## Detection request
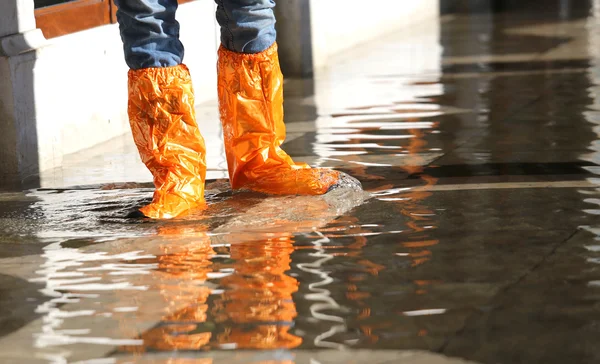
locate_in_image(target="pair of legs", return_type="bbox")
[115,0,277,69]
[113,0,344,219]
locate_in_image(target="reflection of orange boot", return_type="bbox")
[217,43,341,195]
[121,228,214,353]
[128,65,207,218]
[214,235,302,350]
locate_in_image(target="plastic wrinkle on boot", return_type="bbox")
[217,43,347,196]
[128,64,207,219]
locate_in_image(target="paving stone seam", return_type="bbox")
[437,228,579,354]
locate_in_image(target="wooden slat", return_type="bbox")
[35,0,198,39]
[35,0,111,39]
[110,0,117,24]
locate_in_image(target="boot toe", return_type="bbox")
[326,172,363,193]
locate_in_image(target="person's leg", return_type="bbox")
[215,0,354,195]
[215,0,276,54]
[115,0,184,69]
[114,0,207,218]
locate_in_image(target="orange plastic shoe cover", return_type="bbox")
[217,43,340,195]
[128,64,207,219]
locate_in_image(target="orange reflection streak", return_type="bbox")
[391,124,440,341]
[333,216,369,255]
[339,120,441,343]
[121,222,304,356]
[305,111,441,345]
[414,280,440,295]
[213,234,302,350]
[323,216,384,345]
[397,127,439,268]
[207,195,361,351]
[356,122,439,309]
[350,162,388,181]
[121,225,215,354]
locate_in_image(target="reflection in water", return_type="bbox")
[294,221,387,349]
[583,0,600,258]
[336,219,386,346]
[116,229,302,353]
[123,226,215,352]
[31,224,304,359]
[297,231,345,350]
[24,184,367,361]
[397,126,439,269]
[213,234,301,350]
[380,122,441,341]
[31,242,154,352]
[302,32,445,344]
[297,92,444,347]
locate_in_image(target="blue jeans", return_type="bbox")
[115,0,276,70]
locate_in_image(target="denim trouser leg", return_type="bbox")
[215,0,277,54]
[114,0,184,70]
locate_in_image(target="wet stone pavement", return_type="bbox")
[2,2,600,363]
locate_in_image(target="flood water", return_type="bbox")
[2,1,600,363]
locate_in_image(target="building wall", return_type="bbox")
[0,0,220,188]
[310,0,440,69]
[33,0,219,157]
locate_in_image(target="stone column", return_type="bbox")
[0,0,47,189]
[274,0,314,78]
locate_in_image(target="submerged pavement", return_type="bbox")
[2,1,600,363]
